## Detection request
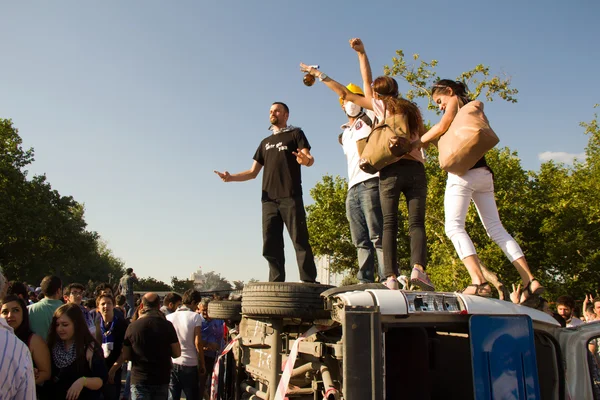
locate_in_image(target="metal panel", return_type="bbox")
[459,295,560,327]
[470,315,541,400]
[366,289,409,316]
[343,306,382,400]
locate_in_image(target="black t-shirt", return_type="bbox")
[253,127,311,201]
[103,316,128,369]
[124,315,179,385]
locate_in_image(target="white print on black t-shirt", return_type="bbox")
[265,142,288,152]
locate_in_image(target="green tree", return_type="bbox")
[0,118,124,285]
[135,277,172,292]
[171,276,195,294]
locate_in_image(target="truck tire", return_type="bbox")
[208,300,242,321]
[241,282,333,319]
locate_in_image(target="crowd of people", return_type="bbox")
[0,270,229,400]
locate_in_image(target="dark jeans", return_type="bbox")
[379,159,427,278]
[168,364,199,400]
[346,178,384,282]
[131,383,169,400]
[126,293,135,318]
[199,356,216,399]
[262,196,317,282]
[102,368,122,400]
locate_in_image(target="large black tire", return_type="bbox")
[208,300,242,321]
[241,282,333,319]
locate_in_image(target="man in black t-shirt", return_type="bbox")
[121,293,181,399]
[215,102,318,282]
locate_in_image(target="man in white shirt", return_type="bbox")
[166,289,206,399]
[556,295,584,327]
[338,83,384,283]
[0,272,36,400]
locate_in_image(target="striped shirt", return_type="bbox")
[0,318,36,400]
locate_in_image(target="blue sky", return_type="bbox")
[1,1,598,285]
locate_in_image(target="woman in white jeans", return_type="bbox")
[416,79,543,301]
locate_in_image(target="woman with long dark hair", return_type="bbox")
[300,38,434,291]
[416,79,543,300]
[1,295,51,385]
[46,303,107,399]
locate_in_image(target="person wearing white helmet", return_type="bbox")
[336,84,384,283]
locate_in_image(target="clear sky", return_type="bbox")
[1,1,598,284]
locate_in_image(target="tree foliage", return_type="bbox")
[171,276,195,294]
[0,118,125,285]
[307,51,600,302]
[134,277,172,292]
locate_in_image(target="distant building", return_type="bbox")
[316,256,347,286]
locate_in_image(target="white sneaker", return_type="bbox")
[383,276,399,290]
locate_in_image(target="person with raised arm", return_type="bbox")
[300,38,434,291]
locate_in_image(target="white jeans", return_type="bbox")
[444,167,524,262]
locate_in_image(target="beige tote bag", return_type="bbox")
[437,100,499,175]
[356,113,412,174]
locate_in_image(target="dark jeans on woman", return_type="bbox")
[262,196,317,282]
[379,159,427,278]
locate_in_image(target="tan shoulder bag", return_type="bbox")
[437,100,499,175]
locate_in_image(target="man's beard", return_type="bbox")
[270,116,279,125]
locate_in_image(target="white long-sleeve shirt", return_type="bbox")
[0,318,36,400]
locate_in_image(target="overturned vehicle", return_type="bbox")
[208,282,600,400]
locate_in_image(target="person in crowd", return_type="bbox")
[114,294,127,318]
[84,298,97,311]
[160,292,182,316]
[585,305,598,322]
[214,101,318,283]
[334,82,384,283]
[198,297,225,397]
[118,268,138,319]
[28,291,38,305]
[413,78,543,299]
[7,280,29,301]
[300,37,434,291]
[122,292,180,399]
[509,284,565,326]
[64,283,100,338]
[0,273,37,400]
[95,283,114,298]
[94,293,128,400]
[1,295,52,386]
[583,294,600,322]
[166,289,205,399]
[556,295,584,327]
[46,303,107,399]
[28,275,64,341]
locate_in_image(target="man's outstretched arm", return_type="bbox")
[214,161,263,182]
